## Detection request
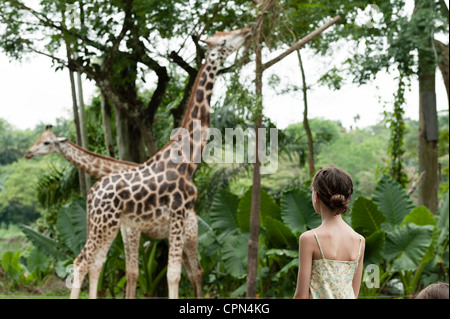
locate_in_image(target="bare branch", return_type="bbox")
[102,0,133,74]
[197,0,229,39]
[407,171,426,195]
[169,51,197,76]
[262,16,341,71]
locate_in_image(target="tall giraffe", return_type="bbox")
[69,28,251,299]
[24,126,200,298]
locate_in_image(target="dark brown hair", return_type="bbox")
[311,165,353,215]
[416,282,449,299]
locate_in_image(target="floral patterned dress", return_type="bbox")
[309,231,362,299]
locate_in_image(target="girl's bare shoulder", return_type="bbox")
[351,228,366,242]
[299,230,316,243]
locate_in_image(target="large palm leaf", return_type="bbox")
[19,224,70,261]
[280,188,320,235]
[373,175,414,229]
[236,186,281,233]
[56,198,87,256]
[383,223,434,272]
[221,233,249,278]
[351,196,387,237]
[210,189,240,236]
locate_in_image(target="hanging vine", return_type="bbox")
[384,72,410,187]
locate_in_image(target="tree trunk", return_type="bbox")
[100,94,115,158]
[246,4,265,298]
[434,39,449,106]
[297,50,315,176]
[416,0,439,214]
[68,67,87,197]
[113,104,147,163]
[76,70,91,190]
[418,70,439,213]
[61,7,87,196]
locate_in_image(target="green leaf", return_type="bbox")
[1,250,23,279]
[20,224,69,261]
[352,196,387,236]
[27,247,49,274]
[383,224,434,272]
[221,233,249,278]
[264,216,297,248]
[210,189,240,235]
[373,175,414,228]
[402,206,436,227]
[272,258,299,281]
[57,199,87,256]
[364,231,385,265]
[236,186,282,233]
[280,188,320,235]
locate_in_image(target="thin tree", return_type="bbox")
[297,49,315,176]
[62,6,87,197]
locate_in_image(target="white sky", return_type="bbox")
[0,2,448,132]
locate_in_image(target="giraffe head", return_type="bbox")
[202,28,251,62]
[24,125,68,159]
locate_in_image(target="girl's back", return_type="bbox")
[309,225,364,299]
[311,224,362,262]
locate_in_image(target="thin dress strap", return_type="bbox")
[356,237,363,261]
[312,230,325,259]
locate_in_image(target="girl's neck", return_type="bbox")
[317,203,344,226]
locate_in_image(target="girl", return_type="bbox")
[294,166,365,299]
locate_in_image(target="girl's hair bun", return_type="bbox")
[330,194,346,209]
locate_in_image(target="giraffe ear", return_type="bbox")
[56,137,68,143]
[200,39,214,46]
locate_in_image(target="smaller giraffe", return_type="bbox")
[25,125,202,298]
[24,125,138,178]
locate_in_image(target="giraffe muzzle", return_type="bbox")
[24,152,34,159]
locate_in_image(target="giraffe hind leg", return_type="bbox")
[183,210,203,298]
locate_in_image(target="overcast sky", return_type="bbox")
[0,1,448,132]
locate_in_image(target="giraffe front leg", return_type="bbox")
[70,251,88,299]
[121,226,140,299]
[167,208,186,299]
[88,243,112,299]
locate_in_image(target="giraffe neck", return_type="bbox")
[143,53,222,177]
[181,55,220,132]
[57,141,138,179]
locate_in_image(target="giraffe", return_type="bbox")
[24,126,201,298]
[69,27,251,299]
[24,125,139,179]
